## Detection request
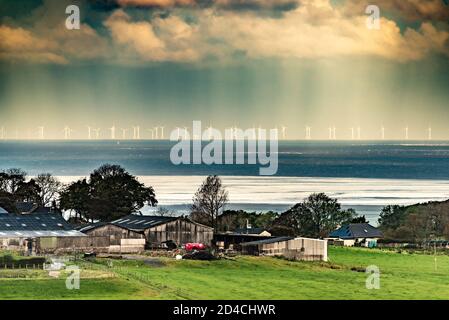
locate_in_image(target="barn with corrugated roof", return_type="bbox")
[0,206,85,253]
[78,214,214,248]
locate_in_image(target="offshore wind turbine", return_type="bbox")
[92,128,100,139]
[281,126,287,140]
[120,128,128,139]
[109,125,116,139]
[257,125,263,140]
[63,126,73,140]
[87,126,92,140]
[133,126,140,139]
[250,124,257,140]
[147,128,154,139]
[153,127,159,139]
[0,127,5,140]
[305,126,311,140]
[37,126,44,140]
[404,126,409,140]
[159,126,165,139]
[428,126,432,140]
[206,124,213,140]
[350,127,355,140]
[381,126,385,140]
[330,126,336,140]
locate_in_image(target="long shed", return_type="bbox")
[241,236,328,261]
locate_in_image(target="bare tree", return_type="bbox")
[191,175,228,229]
[0,168,27,194]
[35,173,63,206]
[155,207,176,217]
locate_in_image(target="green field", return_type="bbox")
[1,247,448,300]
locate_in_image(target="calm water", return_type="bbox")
[1,140,449,178]
[2,140,449,224]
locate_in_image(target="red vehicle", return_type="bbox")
[185,243,206,251]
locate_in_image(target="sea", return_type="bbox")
[2,140,449,225]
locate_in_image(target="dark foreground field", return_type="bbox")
[1,247,448,299]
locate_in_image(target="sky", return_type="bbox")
[0,0,449,140]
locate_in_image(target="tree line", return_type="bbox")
[0,164,157,222]
[1,165,364,239]
[0,168,63,212]
[189,175,361,238]
[378,202,449,242]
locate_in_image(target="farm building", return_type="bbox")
[0,209,85,254]
[79,214,214,248]
[328,223,383,247]
[15,201,62,215]
[234,227,271,237]
[241,236,328,261]
[214,233,273,251]
[77,222,144,245]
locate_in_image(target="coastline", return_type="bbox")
[57,175,449,224]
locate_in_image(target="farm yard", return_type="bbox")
[1,247,449,300]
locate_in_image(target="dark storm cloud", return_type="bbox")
[88,0,300,14]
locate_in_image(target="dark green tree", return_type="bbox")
[272,193,356,238]
[15,179,41,204]
[60,164,157,222]
[60,178,91,222]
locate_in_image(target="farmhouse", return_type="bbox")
[328,223,383,247]
[79,214,214,248]
[241,236,328,261]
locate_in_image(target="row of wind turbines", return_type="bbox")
[0,125,288,140]
[0,125,436,140]
[320,126,433,140]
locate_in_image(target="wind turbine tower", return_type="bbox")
[63,126,72,140]
[405,126,409,140]
[305,126,311,140]
[160,126,165,139]
[133,126,140,139]
[120,128,128,139]
[37,126,44,140]
[87,126,92,140]
[93,128,100,139]
[109,125,116,139]
[350,127,355,140]
[147,128,154,140]
[381,126,385,140]
[428,126,432,140]
[281,126,287,140]
[0,127,5,140]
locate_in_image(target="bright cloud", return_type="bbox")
[1,0,448,64]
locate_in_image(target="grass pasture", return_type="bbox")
[0,247,448,300]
